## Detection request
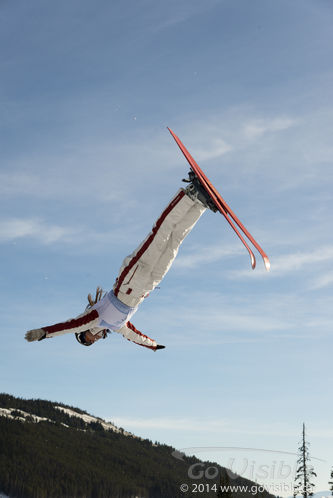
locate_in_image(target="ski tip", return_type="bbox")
[264,257,271,272]
[251,254,256,270]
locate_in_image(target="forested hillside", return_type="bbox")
[0,394,272,498]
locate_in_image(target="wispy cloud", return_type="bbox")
[0,217,139,248]
[174,243,242,269]
[175,111,298,156]
[194,138,232,161]
[110,415,333,439]
[167,123,233,164]
[0,218,77,245]
[110,415,230,432]
[0,162,127,204]
[171,107,333,200]
[231,246,333,279]
[242,117,298,140]
[142,285,333,348]
[309,271,333,290]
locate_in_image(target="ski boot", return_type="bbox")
[183,171,218,212]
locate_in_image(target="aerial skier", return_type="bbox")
[25,175,217,350]
[25,128,270,351]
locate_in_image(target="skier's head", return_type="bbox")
[75,331,94,346]
[75,329,108,346]
[75,288,108,346]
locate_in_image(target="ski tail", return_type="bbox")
[168,127,270,271]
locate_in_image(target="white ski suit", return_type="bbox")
[25,189,206,350]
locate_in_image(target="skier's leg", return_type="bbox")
[133,200,206,297]
[149,222,193,285]
[114,189,205,307]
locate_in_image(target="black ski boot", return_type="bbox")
[183,171,218,212]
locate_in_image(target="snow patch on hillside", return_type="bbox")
[0,407,60,425]
[0,405,139,440]
[55,405,134,436]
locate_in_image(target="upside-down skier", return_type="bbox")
[25,173,218,351]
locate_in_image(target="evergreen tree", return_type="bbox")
[329,467,333,496]
[293,423,316,498]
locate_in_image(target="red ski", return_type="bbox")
[168,127,270,271]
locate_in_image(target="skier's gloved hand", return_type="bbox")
[154,344,165,351]
[25,329,47,342]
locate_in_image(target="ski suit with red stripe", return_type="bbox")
[27,189,206,350]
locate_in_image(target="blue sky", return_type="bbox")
[1,0,333,494]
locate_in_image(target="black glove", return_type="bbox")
[155,344,166,350]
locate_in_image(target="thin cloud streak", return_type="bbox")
[309,271,333,290]
[110,416,230,432]
[175,111,298,160]
[231,246,333,279]
[174,243,243,269]
[110,416,333,439]
[242,117,298,140]
[0,218,77,245]
[0,217,140,248]
[145,287,333,347]
[194,138,232,161]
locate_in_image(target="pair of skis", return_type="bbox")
[168,128,270,271]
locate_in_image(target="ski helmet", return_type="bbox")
[75,331,93,346]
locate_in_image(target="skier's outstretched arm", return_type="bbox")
[25,308,102,342]
[115,321,165,352]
